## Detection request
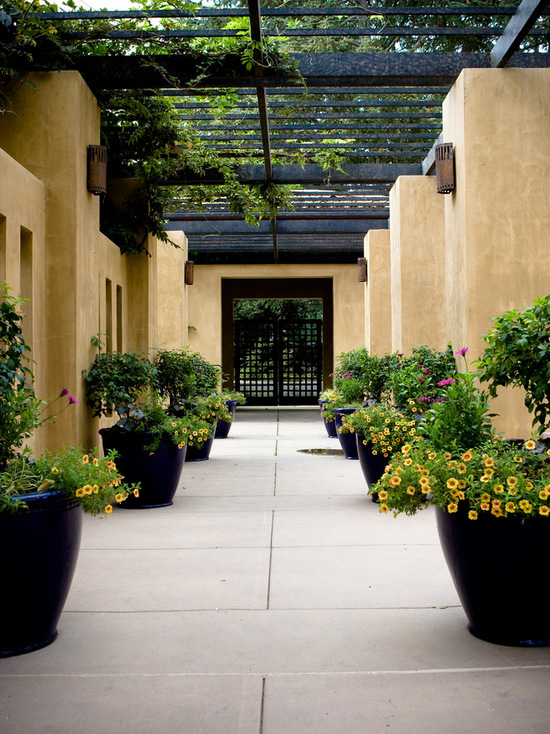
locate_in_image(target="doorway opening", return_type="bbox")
[221,279,333,406]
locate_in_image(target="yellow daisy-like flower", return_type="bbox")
[513,456,523,464]
[539,489,549,500]
[462,450,473,462]
[526,481,534,490]
[385,418,391,424]
[83,484,93,495]
[458,480,467,490]
[93,458,99,466]
[82,455,89,464]
[419,476,430,486]
[406,485,415,495]
[507,476,518,487]
[480,475,491,483]
[484,467,494,477]
[371,449,378,456]
[539,506,550,516]
[428,452,437,460]
[106,461,116,470]
[104,505,113,514]
[468,510,478,520]
[457,491,465,501]
[404,458,412,466]
[402,444,411,455]
[171,422,177,428]
[492,499,502,509]
[491,506,504,517]
[480,502,490,512]
[480,493,491,503]
[484,457,495,468]
[421,484,431,495]
[493,484,504,494]
[444,452,452,461]
[133,489,140,497]
[92,485,99,494]
[115,493,124,503]
[446,478,459,489]
[519,499,532,513]
[505,502,516,513]
[379,503,389,514]
[51,466,59,474]
[525,440,536,450]
[75,488,85,497]
[378,490,388,500]
[389,475,402,488]
[457,463,467,474]
[447,502,458,513]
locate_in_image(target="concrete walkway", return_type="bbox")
[2,409,550,733]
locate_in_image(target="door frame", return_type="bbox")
[221,278,334,395]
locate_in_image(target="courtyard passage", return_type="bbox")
[2,409,550,733]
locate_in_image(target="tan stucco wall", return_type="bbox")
[0,71,189,451]
[443,68,550,437]
[389,175,446,354]
[363,229,392,355]
[187,263,365,369]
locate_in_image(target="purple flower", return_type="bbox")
[455,347,469,357]
[423,369,431,375]
[418,396,430,403]
[418,377,424,382]
[59,388,69,397]
[69,395,79,405]
[437,379,456,387]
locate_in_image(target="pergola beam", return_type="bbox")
[165,216,388,235]
[164,163,422,186]
[491,0,550,68]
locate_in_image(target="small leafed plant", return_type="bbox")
[344,403,418,458]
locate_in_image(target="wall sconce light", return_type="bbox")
[435,143,455,194]
[87,145,107,195]
[357,257,368,283]
[185,260,194,285]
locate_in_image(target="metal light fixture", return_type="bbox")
[357,257,367,283]
[185,260,194,285]
[87,145,107,195]
[435,143,455,194]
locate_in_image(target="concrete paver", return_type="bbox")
[2,408,550,733]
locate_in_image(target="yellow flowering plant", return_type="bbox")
[0,447,140,515]
[373,437,550,520]
[343,403,418,458]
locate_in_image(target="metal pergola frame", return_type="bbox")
[33,0,550,263]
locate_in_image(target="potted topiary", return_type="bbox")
[0,286,135,656]
[371,343,550,646]
[83,342,187,508]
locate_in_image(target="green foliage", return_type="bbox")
[0,446,137,515]
[83,344,157,419]
[154,347,197,407]
[419,371,496,455]
[234,299,322,322]
[388,344,457,413]
[373,437,550,519]
[334,347,396,403]
[476,295,550,435]
[344,404,418,457]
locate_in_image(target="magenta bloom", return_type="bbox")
[438,378,456,387]
[423,369,430,375]
[418,396,430,403]
[59,388,69,397]
[418,377,424,382]
[455,347,469,356]
[69,395,79,405]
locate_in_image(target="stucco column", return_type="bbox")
[443,68,550,437]
[363,229,392,355]
[389,175,446,354]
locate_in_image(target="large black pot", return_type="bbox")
[0,491,83,657]
[185,435,215,462]
[100,428,186,509]
[355,431,390,492]
[436,504,550,646]
[215,400,238,439]
[334,408,359,459]
[319,400,338,438]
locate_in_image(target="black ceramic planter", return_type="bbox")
[100,428,186,509]
[334,408,359,459]
[185,436,215,461]
[0,491,83,657]
[436,505,550,646]
[215,400,238,439]
[319,399,338,438]
[355,432,390,495]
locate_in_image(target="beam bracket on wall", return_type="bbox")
[434,142,455,194]
[87,145,107,195]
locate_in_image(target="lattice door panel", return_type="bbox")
[278,320,322,405]
[234,321,276,404]
[234,319,322,405]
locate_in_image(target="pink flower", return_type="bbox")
[69,396,79,405]
[60,388,69,397]
[423,369,430,375]
[418,396,430,403]
[418,377,424,382]
[455,347,469,356]
[438,379,456,387]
